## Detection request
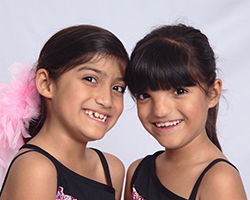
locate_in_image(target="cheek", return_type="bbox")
[137,104,147,123]
[182,98,209,122]
[183,103,196,114]
[58,83,79,100]
[183,96,205,111]
[114,97,124,116]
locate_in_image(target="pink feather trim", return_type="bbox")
[0,63,40,187]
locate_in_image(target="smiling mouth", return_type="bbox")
[84,110,108,122]
[155,120,182,128]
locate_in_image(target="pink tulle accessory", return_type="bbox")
[0,63,40,186]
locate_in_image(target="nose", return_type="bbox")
[153,93,172,118]
[95,86,113,108]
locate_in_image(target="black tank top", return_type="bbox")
[0,144,115,200]
[131,151,237,200]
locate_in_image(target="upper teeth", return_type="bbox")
[156,120,181,128]
[84,110,107,122]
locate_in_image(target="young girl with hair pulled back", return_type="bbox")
[0,24,128,200]
[124,24,247,200]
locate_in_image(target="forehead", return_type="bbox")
[86,54,126,75]
[74,56,124,81]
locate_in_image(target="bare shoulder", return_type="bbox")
[1,150,57,199]
[14,149,57,178]
[103,152,125,200]
[125,158,143,190]
[127,158,143,177]
[103,152,125,172]
[199,160,247,200]
[124,158,143,200]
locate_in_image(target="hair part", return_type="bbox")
[126,24,221,150]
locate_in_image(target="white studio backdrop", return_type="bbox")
[0,0,249,198]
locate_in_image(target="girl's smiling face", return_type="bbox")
[135,83,220,150]
[48,55,126,143]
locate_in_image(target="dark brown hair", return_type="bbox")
[26,25,128,142]
[126,24,221,150]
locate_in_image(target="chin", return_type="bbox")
[88,132,107,141]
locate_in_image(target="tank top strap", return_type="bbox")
[22,145,113,187]
[130,150,164,192]
[90,148,113,188]
[20,143,59,166]
[189,158,238,200]
[0,148,35,194]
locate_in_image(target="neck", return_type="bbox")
[162,132,217,165]
[29,121,89,163]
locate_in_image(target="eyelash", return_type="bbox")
[113,86,125,94]
[84,76,125,94]
[84,76,97,83]
[135,88,187,100]
[136,93,150,100]
[174,88,187,95]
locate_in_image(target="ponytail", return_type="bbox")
[206,104,222,151]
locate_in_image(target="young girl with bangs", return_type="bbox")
[124,24,247,200]
[0,24,128,200]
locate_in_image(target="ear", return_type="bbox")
[208,79,222,108]
[36,69,53,98]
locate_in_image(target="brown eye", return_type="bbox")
[113,86,125,94]
[136,93,150,100]
[174,88,187,95]
[84,76,97,83]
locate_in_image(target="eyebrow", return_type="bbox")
[77,66,124,82]
[77,66,105,75]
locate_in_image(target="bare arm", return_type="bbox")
[199,161,247,200]
[0,151,57,200]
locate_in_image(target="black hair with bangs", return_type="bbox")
[126,24,216,96]
[126,24,221,150]
[127,38,197,94]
